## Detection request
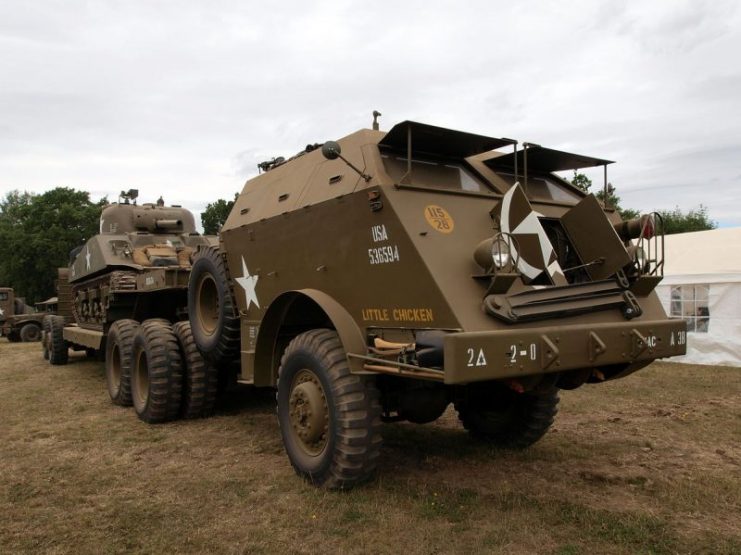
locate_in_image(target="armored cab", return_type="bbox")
[188,119,687,489]
[48,193,220,423]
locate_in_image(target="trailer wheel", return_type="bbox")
[173,321,218,418]
[277,329,382,490]
[131,320,183,423]
[48,316,68,365]
[20,322,41,342]
[188,246,240,365]
[455,383,559,449]
[105,319,139,406]
[42,316,52,360]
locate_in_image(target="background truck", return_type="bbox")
[182,117,686,490]
[45,191,220,421]
[0,287,54,342]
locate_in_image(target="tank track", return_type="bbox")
[72,271,139,331]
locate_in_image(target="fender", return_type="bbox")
[253,289,366,386]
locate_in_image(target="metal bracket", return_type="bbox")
[540,334,560,369]
[630,329,648,359]
[588,331,606,362]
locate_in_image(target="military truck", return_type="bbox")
[46,191,220,422]
[183,118,685,490]
[0,287,52,342]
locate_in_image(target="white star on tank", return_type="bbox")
[235,256,260,309]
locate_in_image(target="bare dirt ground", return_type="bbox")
[1,341,739,554]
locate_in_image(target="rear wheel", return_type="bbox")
[49,316,68,365]
[187,246,240,365]
[455,383,559,449]
[20,323,41,342]
[277,329,382,490]
[105,319,139,406]
[172,321,218,418]
[131,320,183,423]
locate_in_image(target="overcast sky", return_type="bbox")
[1,0,739,228]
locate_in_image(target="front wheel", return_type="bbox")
[455,382,559,449]
[277,329,382,490]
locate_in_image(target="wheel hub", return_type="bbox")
[289,371,329,455]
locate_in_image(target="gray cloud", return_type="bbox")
[1,0,740,228]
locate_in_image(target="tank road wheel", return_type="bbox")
[187,246,240,365]
[173,321,218,419]
[105,319,139,406]
[49,316,68,366]
[131,320,183,423]
[276,329,382,490]
[20,322,41,342]
[42,316,52,360]
[455,383,559,449]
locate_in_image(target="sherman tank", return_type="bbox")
[49,191,220,422]
[68,191,217,329]
[185,117,688,489]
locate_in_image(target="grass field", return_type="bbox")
[1,341,739,554]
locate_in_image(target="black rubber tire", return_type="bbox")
[20,322,41,342]
[42,316,52,360]
[105,319,139,406]
[173,321,218,419]
[187,246,240,365]
[131,320,183,423]
[276,329,382,490]
[49,316,68,365]
[455,383,559,449]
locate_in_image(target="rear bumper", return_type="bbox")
[443,319,687,384]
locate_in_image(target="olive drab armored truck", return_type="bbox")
[187,118,687,489]
[46,191,220,422]
[0,287,52,342]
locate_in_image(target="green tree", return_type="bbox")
[201,195,237,235]
[568,171,639,220]
[0,188,105,303]
[658,205,716,235]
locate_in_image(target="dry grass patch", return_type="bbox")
[1,341,740,554]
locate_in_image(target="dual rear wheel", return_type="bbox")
[105,319,218,422]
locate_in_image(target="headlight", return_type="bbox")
[492,237,510,269]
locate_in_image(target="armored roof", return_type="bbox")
[379,121,516,159]
[485,145,614,173]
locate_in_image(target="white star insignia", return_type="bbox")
[85,247,92,270]
[234,256,260,310]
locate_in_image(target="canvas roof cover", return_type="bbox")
[660,227,741,284]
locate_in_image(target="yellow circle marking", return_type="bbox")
[424,205,454,234]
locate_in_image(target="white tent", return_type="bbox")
[656,227,741,367]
